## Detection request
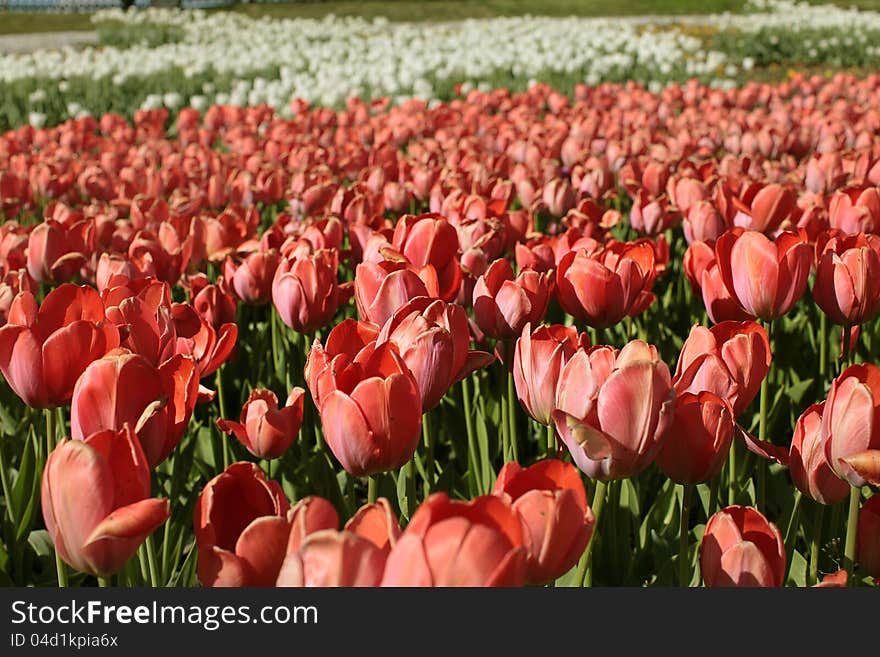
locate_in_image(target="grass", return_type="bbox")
[0,0,878,36]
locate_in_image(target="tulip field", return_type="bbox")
[0,2,880,590]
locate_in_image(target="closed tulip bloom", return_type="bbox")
[381,493,527,587]
[217,388,305,460]
[286,496,340,554]
[673,322,771,417]
[731,183,796,234]
[70,350,199,468]
[553,340,675,481]
[555,241,656,329]
[513,322,589,426]
[0,285,119,408]
[391,213,461,302]
[701,506,786,587]
[493,460,594,584]
[700,261,754,324]
[224,250,280,305]
[305,319,380,408]
[473,258,551,340]
[42,426,170,576]
[828,186,880,235]
[344,498,402,557]
[376,297,493,410]
[276,530,386,587]
[683,201,727,245]
[822,364,880,487]
[715,229,812,321]
[656,391,735,484]
[789,402,849,505]
[813,241,880,327]
[194,462,290,587]
[317,342,422,476]
[272,250,343,333]
[354,260,438,326]
[190,274,236,331]
[857,495,880,578]
[682,240,715,294]
[26,219,91,285]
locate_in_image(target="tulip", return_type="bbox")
[555,241,656,329]
[553,340,675,480]
[715,229,812,321]
[317,342,422,476]
[376,296,493,410]
[169,302,237,380]
[190,274,237,331]
[857,495,880,579]
[673,321,771,417]
[305,319,380,408]
[731,183,796,234]
[354,260,438,327]
[813,239,880,327]
[822,363,880,488]
[700,506,785,587]
[381,493,527,586]
[276,530,386,587]
[70,350,199,468]
[343,498,402,557]
[272,250,344,333]
[0,285,119,408]
[683,201,727,245]
[493,460,594,584]
[512,323,589,426]
[26,219,91,285]
[41,426,170,576]
[194,462,291,587]
[472,258,551,340]
[789,402,849,505]
[217,388,305,460]
[285,496,340,554]
[828,186,880,235]
[656,392,735,484]
[224,250,280,305]
[390,213,461,302]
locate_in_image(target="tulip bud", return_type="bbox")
[217,388,305,460]
[472,258,551,340]
[701,506,786,587]
[789,402,849,505]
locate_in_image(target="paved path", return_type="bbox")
[0,30,96,53]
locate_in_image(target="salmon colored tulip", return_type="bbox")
[305,319,380,408]
[813,238,880,327]
[26,219,91,285]
[316,341,422,476]
[857,495,880,578]
[472,258,551,340]
[828,186,880,235]
[194,462,291,587]
[272,250,344,333]
[700,506,785,587]
[70,350,199,468]
[168,302,237,380]
[354,260,438,327]
[41,426,170,576]
[731,183,796,234]
[553,340,675,481]
[715,229,812,320]
[789,402,849,505]
[276,530,386,587]
[555,241,656,329]
[190,274,236,331]
[822,363,880,487]
[512,322,589,426]
[344,498,402,557]
[217,388,305,460]
[683,201,727,245]
[0,284,119,408]
[700,260,754,324]
[376,296,493,410]
[285,496,340,554]
[224,250,280,305]
[381,493,527,587]
[390,213,462,302]
[673,321,771,417]
[493,460,594,584]
[656,391,735,484]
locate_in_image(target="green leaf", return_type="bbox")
[28,529,54,557]
[787,549,807,587]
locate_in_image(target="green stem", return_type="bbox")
[783,490,803,582]
[145,534,160,587]
[500,390,510,463]
[809,502,824,587]
[46,409,68,588]
[819,312,827,378]
[0,439,14,526]
[679,483,693,588]
[507,370,518,463]
[728,444,737,507]
[841,324,853,373]
[708,474,720,520]
[757,365,769,512]
[462,378,479,494]
[404,459,417,520]
[576,479,608,587]
[98,576,111,588]
[367,475,378,505]
[546,422,556,456]
[423,411,434,494]
[843,485,860,583]
[216,369,230,471]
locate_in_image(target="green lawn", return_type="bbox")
[1,0,878,35]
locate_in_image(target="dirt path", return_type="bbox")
[0,31,97,53]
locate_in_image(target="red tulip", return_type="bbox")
[555,241,656,329]
[683,201,727,245]
[715,229,812,320]
[493,460,594,584]
[828,186,880,235]
[26,219,91,285]
[276,529,386,587]
[822,363,880,487]
[42,426,169,576]
[190,274,237,331]
[673,321,771,417]
[656,391,735,484]
[390,213,461,302]
[813,238,880,327]
[472,258,551,340]
[272,250,344,333]
[789,402,849,505]
[512,322,589,426]
[0,284,119,408]
[376,296,493,410]
[168,302,237,380]
[700,506,785,587]
[731,183,796,234]
[70,350,199,468]
[682,239,715,294]
[194,462,290,587]
[217,388,305,460]
[224,250,280,305]
[381,493,527,586]
[285,496,340,554]
[305,319,380,408]
[354,260,438,326]
[857,494,880,579]
[317,341,422,476]
[553,340,675,480]
[700,260,753,324]
[343,498,402,557]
